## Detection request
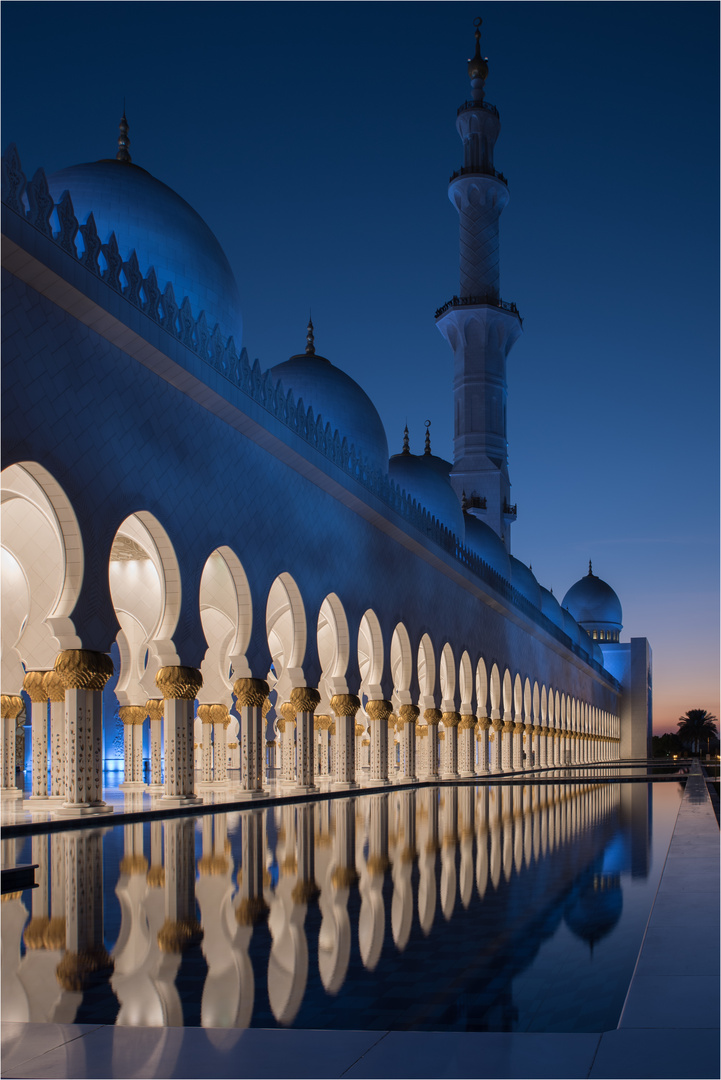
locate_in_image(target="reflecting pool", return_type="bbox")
[2,781,682,1033]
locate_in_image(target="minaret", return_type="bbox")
[435,19,522,547]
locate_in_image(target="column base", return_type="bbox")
[159,793,203,806]
[440,772,460,781]
[55,802,114,817]
[1,787,23,800]
[23,795,65,810]
[363,776,392,787]
[197,780,230,790]
[287,783,318,795]
[119,781,147,791]
[459,769,475,778]
[236,789,268,801]
[146,783,165,794]
[332,780,360,791]
[397,774,417,783]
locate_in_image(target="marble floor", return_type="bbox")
[1,764,718,1079]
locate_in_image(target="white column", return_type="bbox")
[54,650,114,817]
[291,686,320,792]
[23,671,49,799]
[234,678,269,796]
[331,694,360,790]
[398,705,419,780]
[366,699,392,785]
[441,712,460,779]
[424,709,441,778]
[146,699,164,791]
[0,694,23,797]
[156,666,202,805]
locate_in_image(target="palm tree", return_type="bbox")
[676,709,719,756]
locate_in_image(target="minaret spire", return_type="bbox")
[424,420,432,456]
[401,424,410,455]
[435,19,522,548]
[116,109,131,163]
[305,314,315,355]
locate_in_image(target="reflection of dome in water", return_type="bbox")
[389,432,464,538]
[47,151,243,346]
[562,562,622,641]
[565,873,623,949]
[269,323,389,475]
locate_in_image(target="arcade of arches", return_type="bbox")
[1,463,620,814]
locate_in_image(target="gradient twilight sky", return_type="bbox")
[3,2,718,735]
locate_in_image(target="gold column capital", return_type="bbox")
[155,666,202,700]
[197,703,229,725]
[119,705,146,726]
[459,714,475,730]
[330,693,360,717]
[0,694,24,720]
[491,717,503,732]
[424,708,442,726]
[355,723,366,737]
[43,671,66,702]
[233,677,270,708]
[398,704,420,727]
[476,716,492,732]
[442,711,461,727]
[262,696,272,718]
[22,671,50,703]
[514,722,525,734]
[54,650,113,691]
[366,699,393,723]
[314,714,331,731]
[279,701,297,726]
[146,699,164,723]
[157,918,203,954]
[290,686,321,714]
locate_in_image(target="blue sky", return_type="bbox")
[3,2,718,732]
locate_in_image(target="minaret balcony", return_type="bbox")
[457,99,499,118]
[503,499,517,522]
[449,166,507,186]
[435,294,522,322]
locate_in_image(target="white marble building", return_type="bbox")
[0,24,651,814]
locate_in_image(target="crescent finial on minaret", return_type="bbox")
[305,314,315,355]
[424,419,432,456]
[468,17,489,90]
[116,109,131,163]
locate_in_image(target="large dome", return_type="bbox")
[463,513,511,581]
[510,556,541,609]
[269,341,389,475]
[389,450,465,538]
[562,563,622,641]
[47,159,243,346]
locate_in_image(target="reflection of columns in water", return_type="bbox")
[440,786,457,920]
[456,785,474,908]
[294,804,319,902]
[488,785,502,890]
[391,790,416,950]
[57,828,114,997]
[500,784,514,882]
[398,705,419,780]
[54,650,114,816]
[417,786,438,934]
[512,785,524,875]
[197,812,244,1029]
[159,817,202,953]
[359,794,388,970]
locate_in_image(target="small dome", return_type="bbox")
[463,514,510,581]
[47,159,243,345]
[562,563,622,641]
[269,348,389,475]
[562,608,581,645]
[389,452,464,538]
[509,556,541,609]
[592,641,604,665]
[539,586,565,631]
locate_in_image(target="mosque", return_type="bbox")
[0,23,652,813]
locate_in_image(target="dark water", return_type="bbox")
[3,780,682,1033]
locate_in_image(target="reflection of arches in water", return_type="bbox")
[318,885,351,994]
[358,873,385,971]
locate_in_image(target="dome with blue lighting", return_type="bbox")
[510,556,541,609]
[389,431,464,538]
[464,513,510,581]
[269,322,389,475]
[562,563,622,641]
[539,585,565,631]
[48,147,243,346]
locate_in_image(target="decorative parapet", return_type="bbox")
[0,144,616,689]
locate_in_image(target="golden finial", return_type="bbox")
[468,17,489,84]
[116,107,131,163]
[424,419,432,456]
[305,314,315,355]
